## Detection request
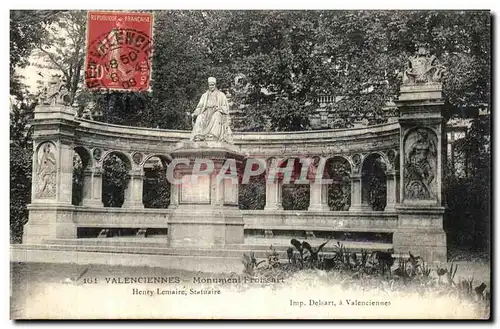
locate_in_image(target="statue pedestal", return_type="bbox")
[167,141,245,248]
[393,205,446,263]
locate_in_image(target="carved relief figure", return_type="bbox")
[36,143,57,198]
[191,77,233,143]
[402,46,444,85]
[404,129,437,200]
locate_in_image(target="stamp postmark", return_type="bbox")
[85,11,154,92]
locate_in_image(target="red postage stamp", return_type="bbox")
[85,11,154,92]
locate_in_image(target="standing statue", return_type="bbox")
[191,77,233,143]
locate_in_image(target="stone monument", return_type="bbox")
[167,77,245,248]
[394,46,447,262]
[23,76,79,244]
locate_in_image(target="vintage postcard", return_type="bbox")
[9,9,491,319]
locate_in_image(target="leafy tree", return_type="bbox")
[238,174,266,210]
[143,164,170,209]
[10,10,59,96]
[10,96,37,243]
[362,155,387,211]
[282,184,310,211]
[444,115,490,252]
[102,155,130,208]
[326,159,351,211]
[33,10,87,103]
[10,10,60,243]
[72,154,84,206]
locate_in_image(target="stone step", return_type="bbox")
[44,237,392,250]
[39,238,392,259]
[46,236,392,248]
[10,246,243,274]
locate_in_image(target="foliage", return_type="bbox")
[10,96,37,243]
[102,155,130,208]
[444,115,490,252]
[326,159,351,211]
[282,184,310,210]
[10,10,59,96]
[143,164,170,208]
[33,10,87,103]
[10,144,32,243]
[244,240,490,318]
[288,239,330,269]
[238,175,266,210]
[242,252,266,275]
[84,10,489,131]
[146,11,215,130]
[362,155,387,211]
[72,154,84,206]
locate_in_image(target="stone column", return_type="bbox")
[308,181,329,211]
[361,173,373,210]
[385,170,399,211]
[349,174,362,211]
[82,168,103,207]
[349,174,371,211]
[169,182,179,209]
[264,180,283,210]
[81,169,93,202]
[393,47,447,262]
[24,104,80,244]
[57,141,76,204]
[123,169,144,208]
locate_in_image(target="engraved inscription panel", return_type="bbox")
[180,175,211,204]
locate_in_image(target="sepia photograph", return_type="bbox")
[9,7,491,320]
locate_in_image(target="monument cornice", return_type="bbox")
[73,118,400,158]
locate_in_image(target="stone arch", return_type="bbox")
[142,154,171,209]
[101,150,133,170]
[72,146,92,206]
[361,153,388,211]
[142,154,172,169]
[74,146,92,169]
[326,154,353,173]
[361,151,390,171]
[325,156,352,211]
[101,150,132,208]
